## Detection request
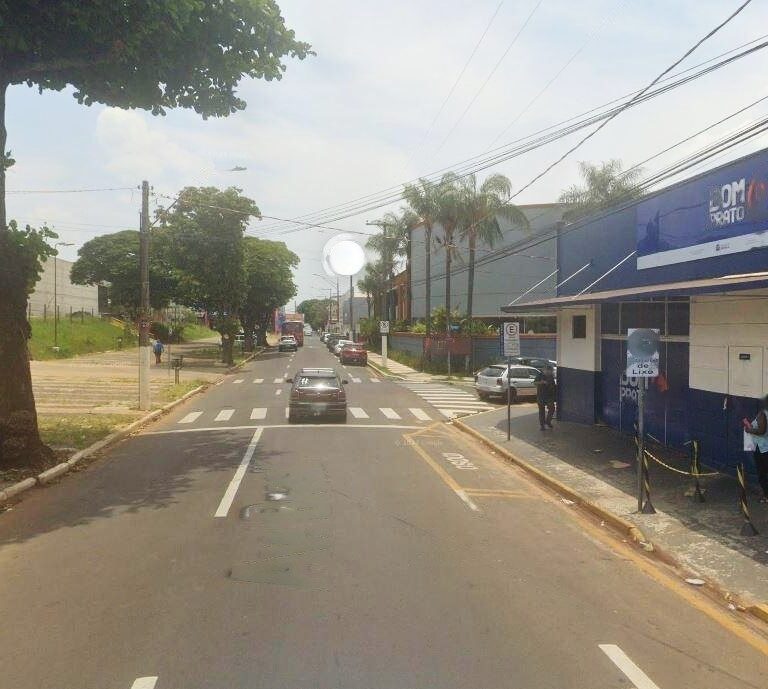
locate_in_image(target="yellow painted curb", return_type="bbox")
[749,604,768,623]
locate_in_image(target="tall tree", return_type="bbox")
[241,238,298,349]
[366,210,415,320]
[70,230,176,316]
[433,174,461,343]
[297,298,332,332]
[458,173,528,326]
[558,159,643,221]
[0,1,310,468]
[402,178,443,336]
[357,273,378,319]
[158,186,260,365]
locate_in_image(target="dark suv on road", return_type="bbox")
[287,368,348,422]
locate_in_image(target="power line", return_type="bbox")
[256,33,768,233]
[6,186,135,194]
[407,0,505,165]
[429,0,544,159]
[506,0,755,203]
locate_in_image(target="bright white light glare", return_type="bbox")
[322,235,365,276]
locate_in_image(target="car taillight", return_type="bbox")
[496,377,503,385]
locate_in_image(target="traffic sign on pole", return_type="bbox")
[502,322,521,358]
[379,320,390,334]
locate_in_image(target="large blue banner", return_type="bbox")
[636,153,768,269]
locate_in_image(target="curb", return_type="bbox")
[452,418,768,626]
[2,384,208,502]
[452,418,645,541]
[227,348,262,373]
[366,360,404,380]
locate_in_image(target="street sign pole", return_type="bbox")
[637,377,645,512]
[507,357,512,441]
[380,320,390,368]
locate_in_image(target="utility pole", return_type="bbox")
[138,180,151,410]
[349,274,354,341]
[336,277,341,335]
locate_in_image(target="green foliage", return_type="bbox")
[70,230,175,313]
[297,298,331,331]
[38,414,136,450]
[240,236,298,341]
[0,1,312,116]
[559,159,643,221]
[410,321,427,334]
[28,314,136,359]
[0,221,57,301]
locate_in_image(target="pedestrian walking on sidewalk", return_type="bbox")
[744,395,768,502]
[535,365,557,431]
[153,338,164,365]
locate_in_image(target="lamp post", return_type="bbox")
[52,241,74,351]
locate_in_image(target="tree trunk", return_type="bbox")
[241,317,256,352]
[467,233,476,375]
[425,225,431,337]
[0,82,51,469]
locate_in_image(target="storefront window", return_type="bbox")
[572,314,586,339]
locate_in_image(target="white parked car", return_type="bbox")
[332,339,354,356]
[474,364,541,402]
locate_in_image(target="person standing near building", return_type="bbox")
[535,364,556,431]
[744,395,768,503]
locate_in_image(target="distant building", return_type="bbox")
[340,290,368,333]
[28,257,100,319]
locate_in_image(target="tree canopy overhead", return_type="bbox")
[0,1,312,116]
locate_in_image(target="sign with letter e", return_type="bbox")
[626,328,660,377]
[502,322,521,358]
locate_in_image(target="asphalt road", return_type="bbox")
[1,337,767,689]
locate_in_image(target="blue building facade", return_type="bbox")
[505,148,768,476]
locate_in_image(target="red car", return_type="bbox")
[340,342,368,366]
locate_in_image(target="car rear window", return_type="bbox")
[297,376,339,389]
[479,366,505,376]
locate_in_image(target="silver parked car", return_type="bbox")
[474,364,541,402]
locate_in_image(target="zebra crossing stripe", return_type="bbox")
[233,379,244,384]
[349,407,369,419]
[179,411,203,424]
[409,408,431,421]
[285,407,290,418]
[250,408,267,420]
[370,378,381,383]
[215,409,235,422]
[273,377,284,384]
[380,408,401,420]
[351,377,362,383]
[253,378,264,384]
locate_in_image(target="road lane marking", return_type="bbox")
[214,428,263,518]
[130,679,158,689]
[253,378,264,384]
[285,407,290,418]
[273,377,284,384]
[380,407,401,420]
[146,424,422,435]
[599,645,662,689]
[409,408,431,421]
[351,377,362,383]
[349,407,369,419]
[405,430,479,512]
[275,389,282,396]
[233,379,244,384]
[250,408,267,420]
[178,411,203,425]
[463,489,534,498]
[370,378,381,383]
[214,409,235,422]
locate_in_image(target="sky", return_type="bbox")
[6,0,768,306]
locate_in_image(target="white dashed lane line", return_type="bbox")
[380,408,401,420]
[250,408,267,420]
[215,409,235,422]
[130,678,158,689]
[178,411,203,424]
[349,407,369,419]
[253,378,264,384]
[232,379,244,384]
[599,645,662,689]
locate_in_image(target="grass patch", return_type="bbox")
[156,379,208,405]
[29,315,136,360]
[179,323,218,341]
[38,414,136,450]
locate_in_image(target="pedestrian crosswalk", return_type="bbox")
[399,382,494,418]
[176,406,439,425]
[245,377,380,384]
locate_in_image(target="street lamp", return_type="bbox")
[53,241,74,350]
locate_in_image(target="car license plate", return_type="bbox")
[311,403,326,414]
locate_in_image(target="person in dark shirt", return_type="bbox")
[534,365,557,431]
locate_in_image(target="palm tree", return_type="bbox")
[433,174,462,374]
[366,210,416,321]
[357,272,377,318]
[559,159,643,221]
[402,178,443,336]
[359,261,386,319]
[458,173,529,326]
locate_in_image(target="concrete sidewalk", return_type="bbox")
[31,338,226,415]
[367,351,474,384]
[459,404,768,607]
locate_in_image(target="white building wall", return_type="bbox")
[690,290,768,397]
[28,257,99,318]
[556,305,601,372]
